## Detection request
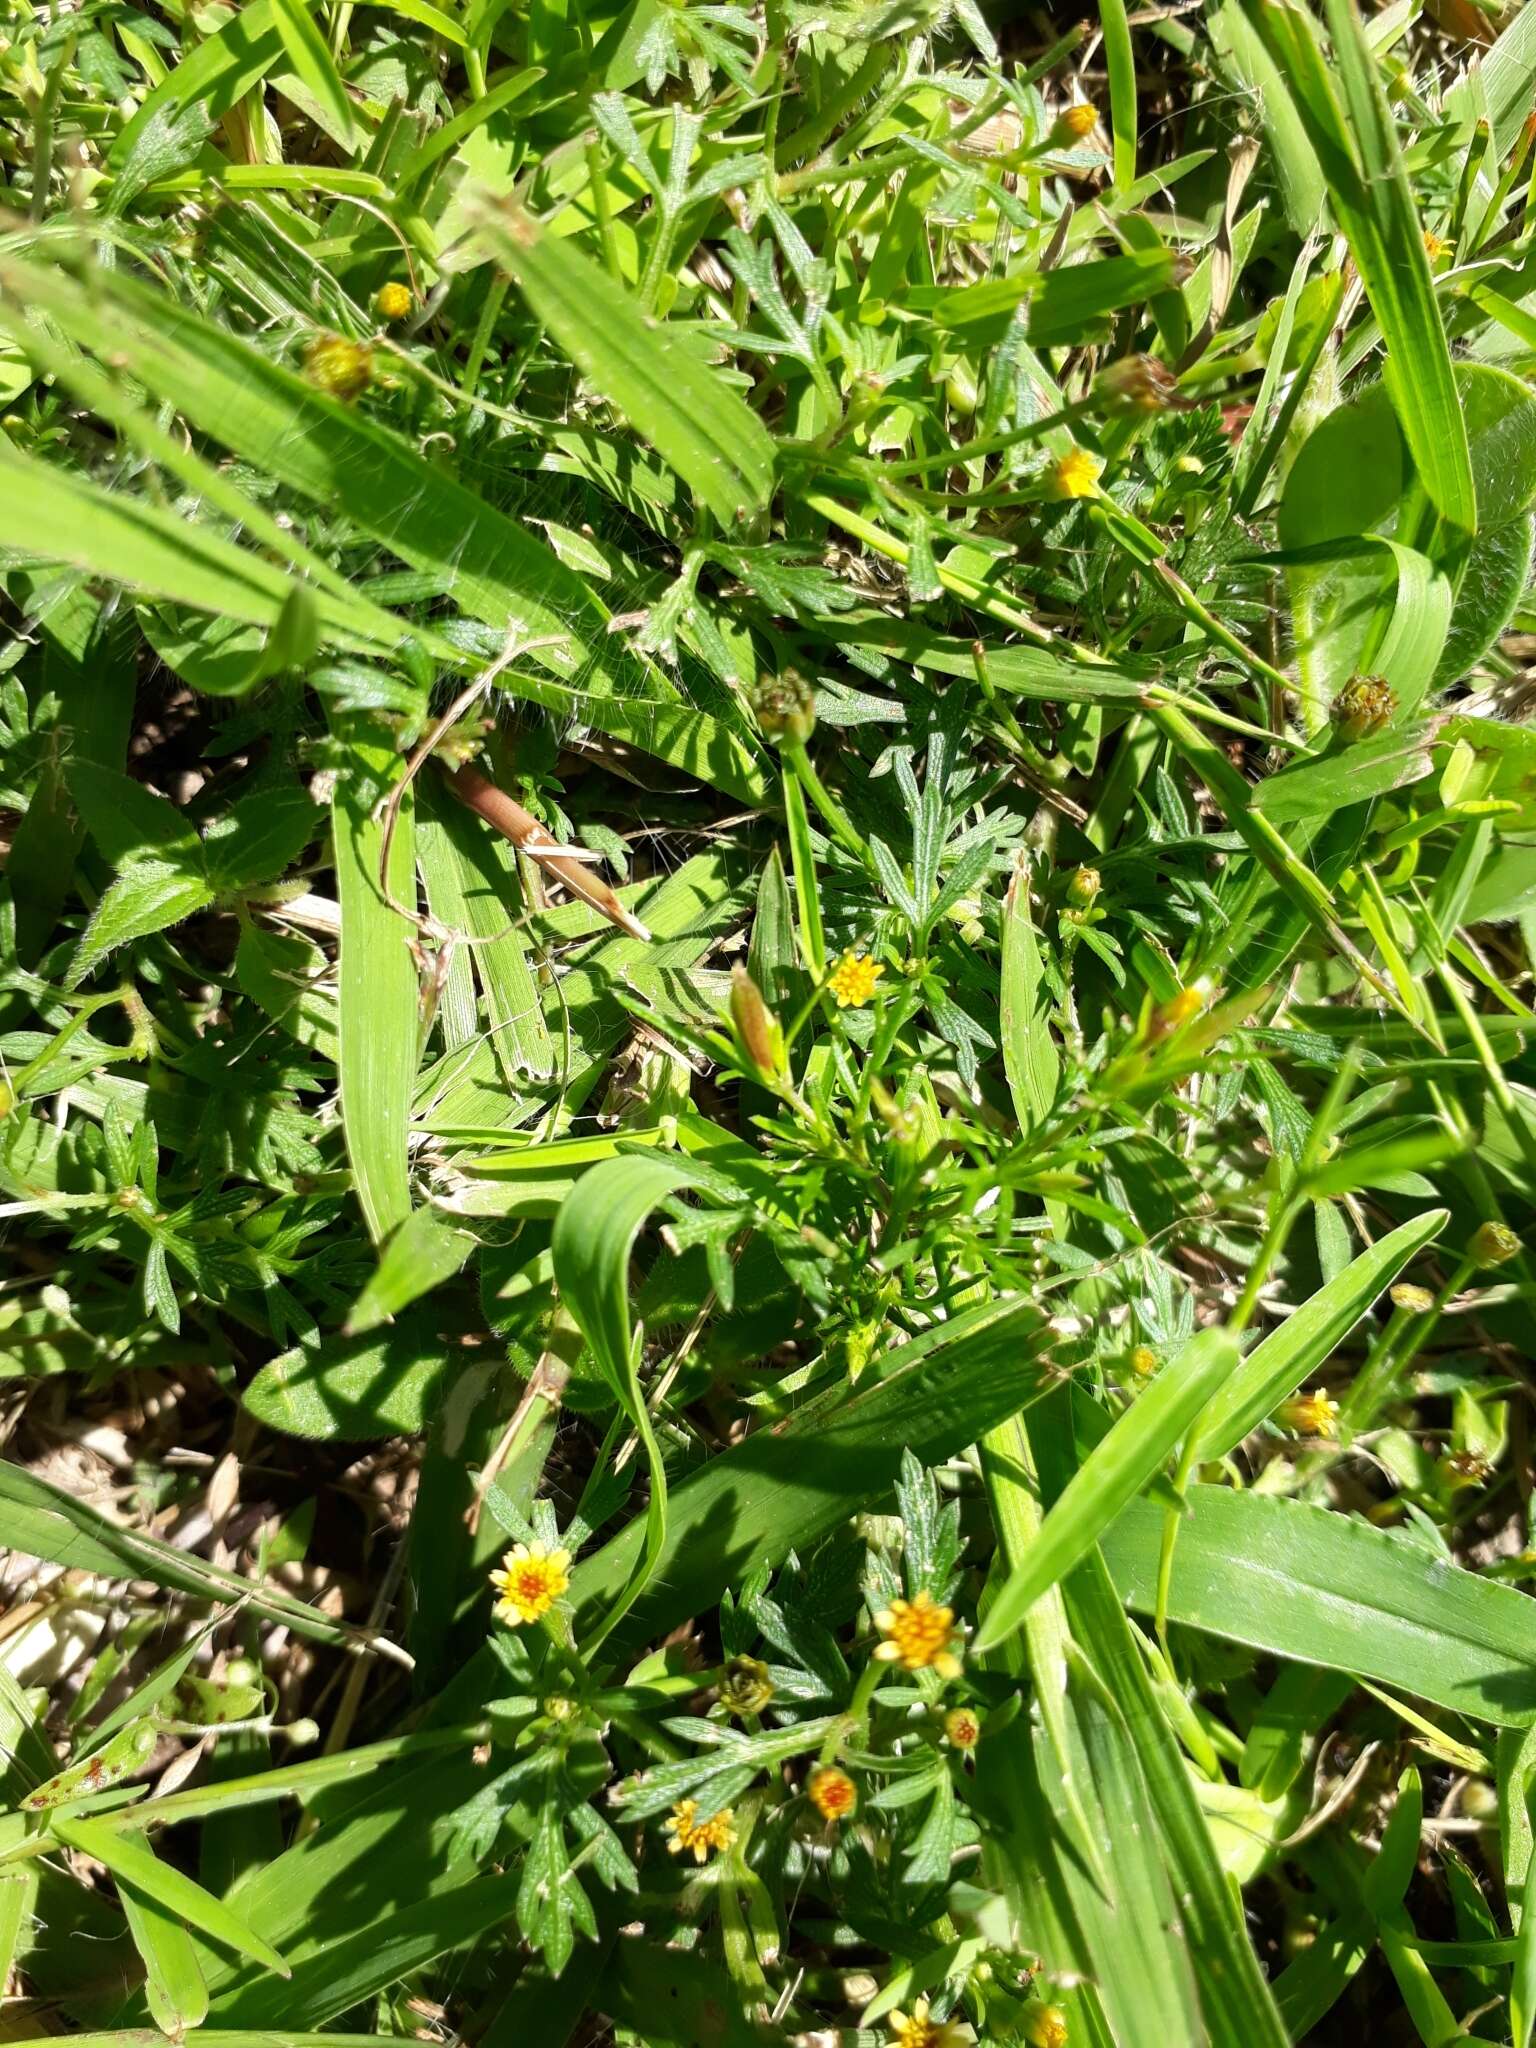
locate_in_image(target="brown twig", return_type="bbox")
[447,761,652,942]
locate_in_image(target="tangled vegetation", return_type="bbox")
[4,0,1536,2041]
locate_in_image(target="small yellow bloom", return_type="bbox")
[1129,1345,1159,1380]
[1051,103,1098,142]
[488,1541,571,1626]
[1390,1283,1435,1315]
[1025,2004,1070,2048]
[827,951,884,1008]
[374,280,414,321]
[1046,446,1103,501]
[1277,1391,1339,1438]
[944,1706,981,1750]
[664,1798,736,1863]
[888,1997,967,2048]
[302,332,373,402]
[873,1589,963,1679]
[1423,230,1448,262]
[807,1764,858,1821]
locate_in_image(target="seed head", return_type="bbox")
[1095,353,1176,415]
[752,669,816,746]
[944,1706,981,1750]
[1331,674,1396,743]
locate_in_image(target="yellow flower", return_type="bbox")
[807,1764,858,1821]
[664,1798,736,1862]
[302,332,373,402]
[1129,1345,1159,1380]
[1046,446,1103,500]
[1276,1391,1339,1439]
[944,1706,981,1750]
[873,1590,963,1679]
[488,1541,571,1626]
[374,280,414,321]
[1050,103,1098,143]
[888,1997,967,2048]
[1025,2004,1069,2048]
[827,951,884,1008]
[1423,230,1448,262]
[1390,1283,1435,1315]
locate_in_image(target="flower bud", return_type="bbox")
[1276,1390,1339,1438]
[944,1705,981,1750]
[1024,2003,1070,2048]
[303,333,373,402]
[1129,1344,1158,1379]
[1048,103,1098,146]
[1390,1283,1435,1315]
[1469,1221,1520,1267]
[1095,353,1176,415]
[752,669,816,746]
[729,964,785,1078]
[1331,673,1396,743]
[1067,866,1101,907]
[718,1655,775,1717]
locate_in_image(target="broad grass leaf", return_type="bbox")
[973,1326,1240,1654]
[1104,1485,1536,1723]
[1197,1209,1447,1457]
[474,204,775,529]
[53,1820,289,1977]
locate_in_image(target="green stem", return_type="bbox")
[785,740,866,861]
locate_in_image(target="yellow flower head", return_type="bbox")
[1129,1344,1159,1380]
[807,1764,858,1821]
[302,332,374,402]
[1390,1283,1435,1315]
[828,951,884,1008]
[664,1798,736,1863]
[944,1705,981,1750]
[1276,1391,1339,1439]
[1052,103,1098,142]
[888,1998,967,2048]
[873,1589,963,1679]
[1423,230,1448,262]
[374,281,414,321]
[1046,446,1103,501]
[1025,2004,1070,2048]
[488,1541,571,1626]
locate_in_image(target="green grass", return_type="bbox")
[3,0,1536,2041]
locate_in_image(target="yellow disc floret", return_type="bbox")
[488,1541,571,1626]
[374,281,414,321]
[664,1798,737,1862]
[827,951,884,1008]
[873,1589,963,1679]
[1276,1391,1339,1439]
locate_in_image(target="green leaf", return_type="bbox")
[53,1820,290,1977]
[1249,0,1475,532]
[475,205,775,529]
[332,721,416,1244]
[974,1326,1240,1654]
[120,1878,211,2036]
[999,854,1058,1133]
[71,865,214,987]
[1196,1209,1447,1458]
[243,1314,456,1440]
[345,1208,479,1337]
[268,0,356,149]
[1104,1485,1536,1723]
[569,1293,1047,1660]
